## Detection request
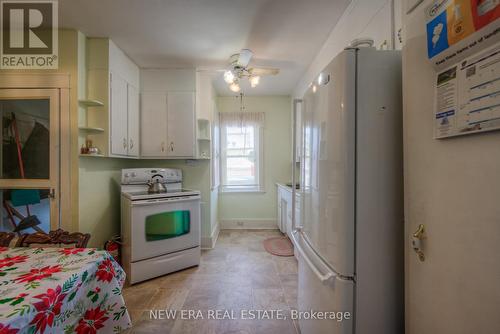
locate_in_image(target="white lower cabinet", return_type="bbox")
[295,195,301,234]
[287,205,293,238]
[278,197,287,234]
[277,186,286,232]
[276,185,300,239]
[140,91,195,158]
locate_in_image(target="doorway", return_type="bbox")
[0,88,63,234]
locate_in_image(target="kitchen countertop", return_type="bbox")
[276,183,300,194]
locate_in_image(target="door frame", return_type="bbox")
[0,74,71,231]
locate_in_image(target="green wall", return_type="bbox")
[79,158,210,248]
[80,95,292,247]
[217,96,292,226]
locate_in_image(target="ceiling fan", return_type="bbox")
[222,49,280,92]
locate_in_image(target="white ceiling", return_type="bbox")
[59,0,350,96]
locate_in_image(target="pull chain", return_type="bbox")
[239,92,245,112]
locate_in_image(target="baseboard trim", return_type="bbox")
[220,219,278,230]
[201,221,220,249]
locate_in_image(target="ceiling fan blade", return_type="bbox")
[196,68,226,73]
[249,67,280,76]
[235,49,253,67]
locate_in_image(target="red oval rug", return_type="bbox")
[263,237,294,257]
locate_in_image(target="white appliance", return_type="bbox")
[121,168,201,284]
[292,47,404,334]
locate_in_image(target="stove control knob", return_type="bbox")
[131,172,137,178]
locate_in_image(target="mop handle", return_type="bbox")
[11,113,30,216]
[11,114,25,178]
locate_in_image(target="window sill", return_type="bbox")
[220,187,266,194]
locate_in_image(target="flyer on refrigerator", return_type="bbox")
[434,42,500,138]
[426,0,500,68]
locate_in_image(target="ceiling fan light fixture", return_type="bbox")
[229,82,241,92]
[249,75,260,88]
[224,70,235,84]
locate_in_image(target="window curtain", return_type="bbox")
[219,112,265,128]
[219,111,265,163]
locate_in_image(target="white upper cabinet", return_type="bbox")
[86,38,140,158]
[141,92,168,157]
[140,92,195,158]
[127,84,140,157]
[195,72,213,121]
[167,92,195,157]
[110,72,129,156]
[195,71,215,160]
[109,74,140,157]
[140,69,200,159]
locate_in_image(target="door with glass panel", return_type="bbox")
[0,89,60,234]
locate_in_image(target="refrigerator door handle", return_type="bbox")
[292,98,303,232]
[292,231,336,285]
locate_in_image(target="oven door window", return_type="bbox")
[145,210,191,241]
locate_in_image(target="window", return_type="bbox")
[220,112,264,192]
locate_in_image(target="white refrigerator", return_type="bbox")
[291,46,404,334]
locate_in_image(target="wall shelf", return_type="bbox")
[196,118,211,159]
[78,126,105,133]
[197,119,211,140]
[78,99,104,107]
[79,153,105,158]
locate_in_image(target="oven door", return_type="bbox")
[130,196,200,262]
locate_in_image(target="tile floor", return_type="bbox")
[123,229,299,334]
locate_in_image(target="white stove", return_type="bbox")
[120,168,201,284]
[122,189,200,201]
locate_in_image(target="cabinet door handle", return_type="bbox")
[129,139,134,149]
[170,142,174,152]
[161,142,165,152]
[123,138,127,149]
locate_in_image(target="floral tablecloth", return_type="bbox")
[0,247,131,334]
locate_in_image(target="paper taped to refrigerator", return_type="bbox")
[426,0,499,69]
[434,43,500,138]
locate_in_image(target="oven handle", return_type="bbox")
[131,196,201,206]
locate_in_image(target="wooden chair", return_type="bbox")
[16,229,91,248]
[0,232,15,247]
